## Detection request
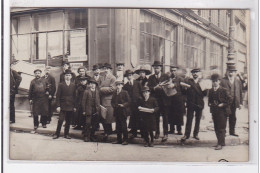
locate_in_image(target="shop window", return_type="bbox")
[33,11,63,31]
[67,9,88,29]
[210,41,223,70]
[184,30,206,69]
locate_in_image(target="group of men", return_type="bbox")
[11,59,243,150]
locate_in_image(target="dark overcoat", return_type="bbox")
[10,69,22,96]
[28,78,48,115]
[42,74,56,97]
[220,77,242,108]
[82,88,101,116]
[137,96,159,131]
[136,76,148,87]
[56,82,76,111]
[111,90,131,119]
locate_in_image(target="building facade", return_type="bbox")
[10,8,249,110]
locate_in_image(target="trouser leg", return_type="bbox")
[144,131,149,143]
[193,109,202,136]
[155,113,160,135]
[116,117,122,142]
[10,95,15,123]
[229,105,237,134]
[47,100,52,122]
[55,111,65,136]
[41,115,47,125]
[84,115,91,138]
[184,109,194,138]
[33,114,39,127]
[122,117,128,142]
[163,107,169,135]
[177,125,182,132]
[150,131,154,142]
[64,111,72,136]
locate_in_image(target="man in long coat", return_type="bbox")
[42,66,56,124]
[181,68,207,142]
[99,63,116,139]
[220,65,243,136]
[147,61,169,140]
[10,62,22,124]
[123,70,142,138]
[29,69,49,129]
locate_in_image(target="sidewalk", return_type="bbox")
[10,105,249,147]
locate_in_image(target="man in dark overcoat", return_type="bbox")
[29,69,49,129]
[42,66,56,124]
[208,74,232,150]
[111,81,131,145]
[181,68,207,142]
[168,66,185,135]
[53,69,77,139]
[123,70,142,138]
[220,65,243,136]
[10,61,22,124]
[147,61,169,140]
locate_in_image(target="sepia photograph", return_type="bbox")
[9,7,250,162]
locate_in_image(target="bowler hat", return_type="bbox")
[92,64,100,71]
[211,73,221,81]
[88,78,98,85]
[152,61,163,67]
[115,80,124,85]
[79,76,88,81]
[116,62,125,66]
[34,69,42,73]
[102,63,113,69]
[64,69,73,75]
[142,86,150,92]
[191,68,201,73]
[124,70,134,77]
[134,66,151,75]
[227,65,237,71]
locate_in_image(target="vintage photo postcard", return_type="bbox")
[8,7,250,162]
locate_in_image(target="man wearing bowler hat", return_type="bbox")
[53,69,77,139]
[29,69,49,129]
[147,60,169,141]
[220,65,243,137]
[123,69,142,138]
[60,62,76,83]
[99,63,116,140]
[181,68,207,142]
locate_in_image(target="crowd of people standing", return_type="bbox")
[10,60,246,150]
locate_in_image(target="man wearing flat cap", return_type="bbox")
[147,60,170,141]
[29,69,49,129]
[208,73,232,150]
[220,65,243,137]
[123,69,142,138]
[99,63,116,139]
[42,66,56,124]
[181,68,207,142]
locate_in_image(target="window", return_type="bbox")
[210,41,223,71]
[184,30,206,69]
[140,10,177,67]
[11,9,88,66]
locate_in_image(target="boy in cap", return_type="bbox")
[74,76,88,130]
[29,69,49,129]
[82,78,101,142]
[111,81,130,145]
[123,69,142,138]
[208,74,232,150]
[53,69,77,139]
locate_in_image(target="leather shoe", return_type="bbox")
[230,133,239,137]
[149,142,154,147]
[90,136,97,142]
[144,143,149,147]
[42,125,47,128]
[215,145,222,150]
[168,130,174,134]
[129,134,137,138]
[53,134,59,139]
[161,135,168,142]
[64,135,71,139]
[181,135,189,141]
[122,141,128,145]
[193,136,200,140]
[84,137,90,142]
[112,141,122,144]
[154,133,159,139]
